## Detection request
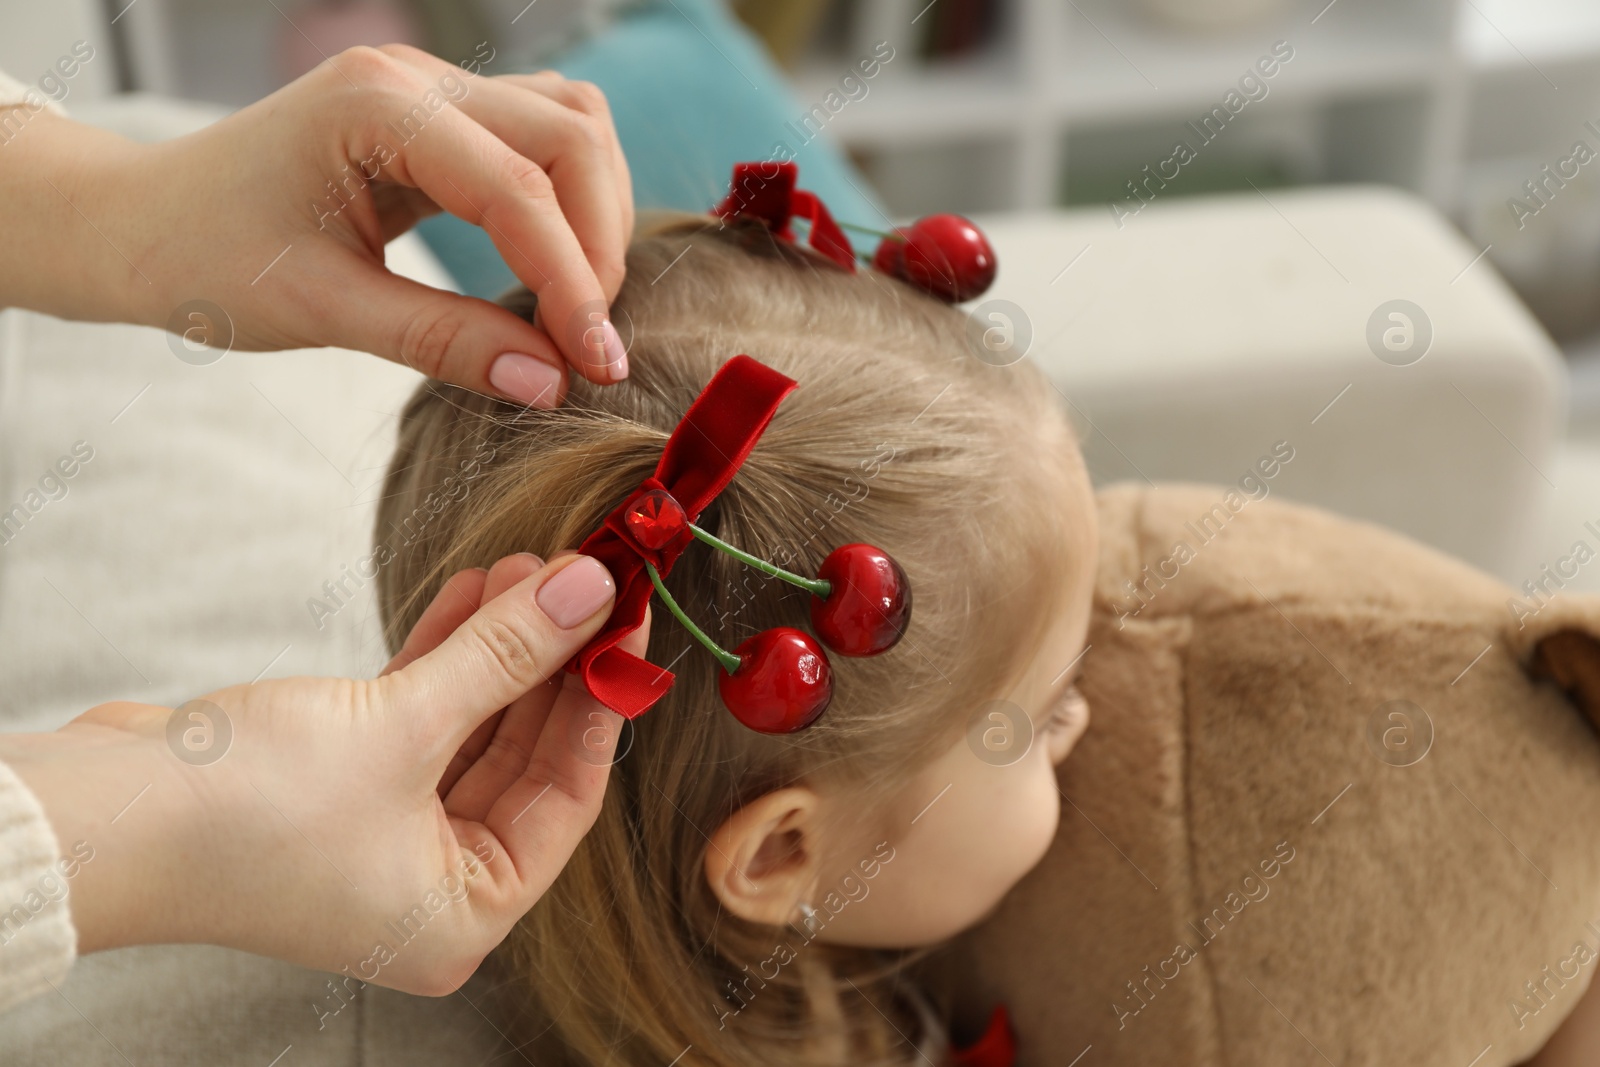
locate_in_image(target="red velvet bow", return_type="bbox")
[952,1006,1017,1067]
[712,161,857,273]
[568,355,798,718]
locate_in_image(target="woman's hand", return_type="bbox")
[0,44,634,404]
[0,552,644,995]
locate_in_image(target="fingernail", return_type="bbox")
[490,352,564,408]
[601,320,628,381]
[536,556,615,628]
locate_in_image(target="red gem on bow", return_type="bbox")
[567,355,798,719]
[624,490,688,551]
[951,1006,1017,1067]
[712,161,856,273]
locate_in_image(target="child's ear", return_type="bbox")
[704,787,822,927]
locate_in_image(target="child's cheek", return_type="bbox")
[1013,755,1063,879]
[971,754,1063,907]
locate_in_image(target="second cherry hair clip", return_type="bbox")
[712,161,998,303]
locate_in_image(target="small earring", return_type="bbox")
[792,901,819,934]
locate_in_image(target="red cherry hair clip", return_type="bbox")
[712,161,998,303]
[567,356,911,734]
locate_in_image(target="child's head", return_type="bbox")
[376,215,1096,1064]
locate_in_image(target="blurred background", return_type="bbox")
[5,0,1600,345]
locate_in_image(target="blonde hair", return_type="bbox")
[376,215,1084,1065]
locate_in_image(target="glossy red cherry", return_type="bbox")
[624,489,687,550]
[871,227,910,275]
[718,627,833,733]
[896,214,996,303]
[811,543,911,656]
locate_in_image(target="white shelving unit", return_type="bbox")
[790,0,1600,337]
[792,0,1596,213]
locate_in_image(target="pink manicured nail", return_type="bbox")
[489,352,564,408]
[536,556,615,628]
[601,320,629,381]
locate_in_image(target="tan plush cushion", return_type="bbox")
[949,483,1600,1066]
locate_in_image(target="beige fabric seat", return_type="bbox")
[977,189,1570,584]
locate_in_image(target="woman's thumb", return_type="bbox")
[329,262,570,407]
[385,555,617,738]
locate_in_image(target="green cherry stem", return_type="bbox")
[836,219,901,241]
[645,562,742,674]
[688,524,832,598]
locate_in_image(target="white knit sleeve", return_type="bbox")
[0,758,77,1013]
